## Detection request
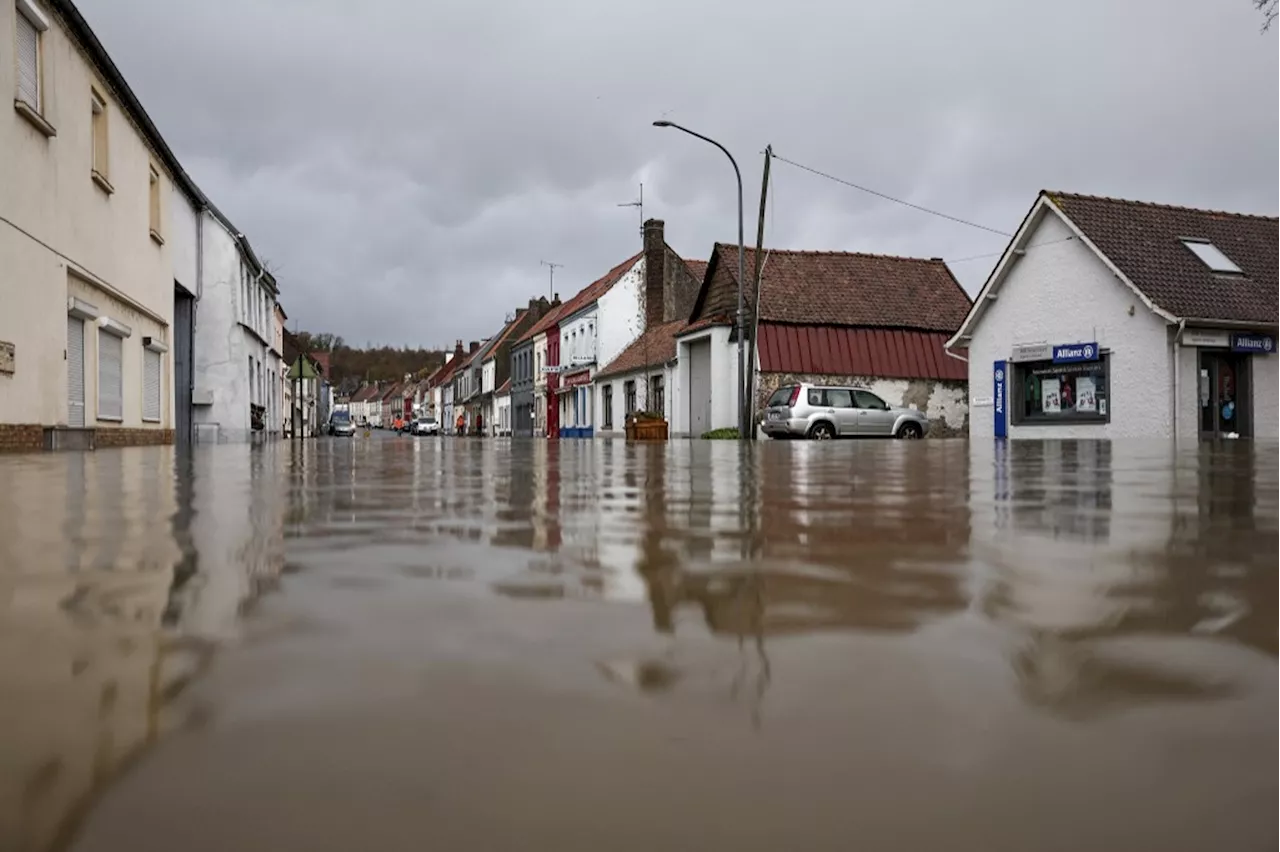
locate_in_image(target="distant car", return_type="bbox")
[328,411,355,437]
[761,383,928,440]
[411,418,440,436]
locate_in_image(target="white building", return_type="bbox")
[946,192,1278,441]
[2,0,194,449]
[190,212,280,444]
[495,382,511,436]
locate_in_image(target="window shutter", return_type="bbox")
[99,332,123,419]
[67,316,85,427]
[16,13,40,110]
[143,349,161,421]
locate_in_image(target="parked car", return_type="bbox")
[761,383,928,440]
[411,417,440,436]
[328,410,355,437]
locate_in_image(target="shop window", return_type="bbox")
[1012,355,1110,425]
[602,384,613,428]
[624,380,636,414]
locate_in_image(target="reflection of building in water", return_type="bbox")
[635,442,970,638]
[0,449,180,852]
[970,440,1277,715]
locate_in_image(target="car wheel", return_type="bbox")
[808,422,836,440]
[897,422,923,440]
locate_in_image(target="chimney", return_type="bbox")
[643,218,665,329]
[454,340,464,357]
[469,340,480,353]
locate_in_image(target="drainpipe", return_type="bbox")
[1172,318,1186,444]
[944,348,969,364]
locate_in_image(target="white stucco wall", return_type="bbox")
[675,326,736,436]
[170,187,199,296]
[1252,353,1278,439]
[192,216,274,443]
[1,5,175,430]
[482,360,496,395]
[965,210,1173,440]
[595,363,675,436]
[595,260,645,371]
[560,308,599,371]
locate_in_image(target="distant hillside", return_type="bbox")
[290,331,445,390]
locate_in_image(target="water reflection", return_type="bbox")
[0,446,285,852]
[0,436,1275,852]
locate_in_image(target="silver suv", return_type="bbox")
[761,383,929,440]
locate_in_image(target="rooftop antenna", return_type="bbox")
[540,260,563,300]
[617,182,644,236]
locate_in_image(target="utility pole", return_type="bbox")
[746,145,771,440]
[540,260,563,300]
[616,183,644,236]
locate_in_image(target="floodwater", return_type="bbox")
[0,436,1275,852]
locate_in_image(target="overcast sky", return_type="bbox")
[80,0,1277,348]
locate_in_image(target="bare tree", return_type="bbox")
[1258,0,1277,31]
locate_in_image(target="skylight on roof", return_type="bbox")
[1181,239,1242,274]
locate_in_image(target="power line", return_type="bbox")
[945,235,1076,265]
[770,152,1011,237]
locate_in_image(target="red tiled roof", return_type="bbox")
[496,378,511,395]
[515,303,566,345]
[757,324,966,381]
[481,310,527,360]
[1047,191,1278,324]
[351,385,381,403]
[554,252,643,324]
[683,259,708,283]
[380,383,402,400]
[698,245,971,333]
[675,316,733,336]
[596,319,685,380]
[309,352,331,375]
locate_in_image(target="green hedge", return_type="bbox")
[701,428,740,440]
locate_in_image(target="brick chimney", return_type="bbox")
[643,218,666,330]
[469,340,480,354]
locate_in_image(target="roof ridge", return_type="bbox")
[717,243,949,265]
[1046,190,1279,222]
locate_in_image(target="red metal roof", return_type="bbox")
[757,323,966,381]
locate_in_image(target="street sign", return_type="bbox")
[1052,342,1099,363]
[1231,333,1275,354]
[993,360,1007,439]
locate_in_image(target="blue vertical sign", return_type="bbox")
[993,360,1008,439]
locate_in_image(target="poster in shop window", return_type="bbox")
[1076,376,1097,413]
[1041,378,1061,414]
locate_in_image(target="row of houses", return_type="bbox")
[398,219,971,439]
[0,0,328,451]
[418,191,1275,442]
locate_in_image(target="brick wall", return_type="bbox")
[0,425,174,452]
[0,424,44,452]
[96,428,175,448]
[756,372,970,438]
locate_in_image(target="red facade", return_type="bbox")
[757,324,966,382]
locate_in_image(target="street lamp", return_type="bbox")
[652,120,748,440]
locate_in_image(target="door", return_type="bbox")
[688,340,711,435]
[824,388,857,435]
[1199,351,1251,439]
[67,316,85,427]
[173,288,194,446]
[853,389,895,435]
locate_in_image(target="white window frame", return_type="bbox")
[96,318,131,422]
[15,0,49,114]
[142,348,162,422]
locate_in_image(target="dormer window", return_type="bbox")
[1181,239,1242,274]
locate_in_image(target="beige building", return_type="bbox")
[0,0,209,449]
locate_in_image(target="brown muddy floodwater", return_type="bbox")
[0,437,1276,852]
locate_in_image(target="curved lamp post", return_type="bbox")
[652,120,747,440]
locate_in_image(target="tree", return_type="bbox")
[1259,0,1277,31]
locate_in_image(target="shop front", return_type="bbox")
[557,368,594,438]
[1183,329,1275,440]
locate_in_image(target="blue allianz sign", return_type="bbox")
[1231,333,1275,354]
[993,360,1008,439]
[1052,341,1099,363]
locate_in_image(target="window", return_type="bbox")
[852,390,887,410]
[649,373,664,415]
[98,330,123,420]
[825,388,854,408]
[88,87,113,189]
[1012,354,1110,425]
[624,380,637,414]
[15,0,47,115]
[143,348,161,422]
[248,356,255,405]
[1181,239,1242,274]
[148,165,163,242]
[767,386,796,407]
[602,384,613,428]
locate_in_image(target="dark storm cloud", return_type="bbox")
[79,0,1277,346]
